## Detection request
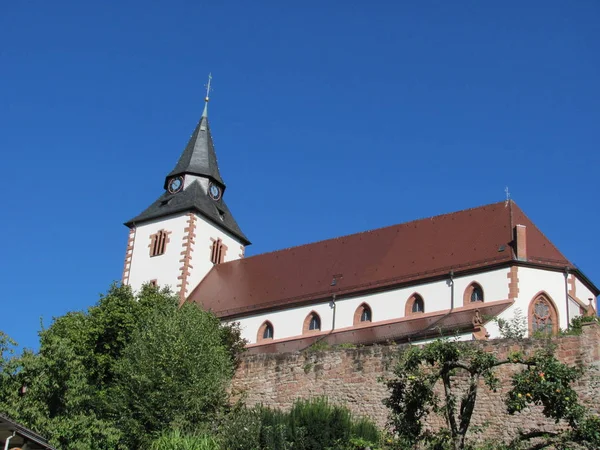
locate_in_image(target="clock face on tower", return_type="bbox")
[208,183,221,201]
[167,176,183,194]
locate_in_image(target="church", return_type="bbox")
[121,89,598,354]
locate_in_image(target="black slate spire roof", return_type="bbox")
[125,96,250,245]
[163,104,224,189]
[125,181,250,245]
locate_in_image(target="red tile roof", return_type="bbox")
[187,201,576,318]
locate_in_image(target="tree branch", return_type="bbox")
[441,370,458,438]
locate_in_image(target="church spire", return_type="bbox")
[201,73,212,119]
[126,74,250,245]
[164,73,224,188]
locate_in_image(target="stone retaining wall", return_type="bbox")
[232,323,600,441]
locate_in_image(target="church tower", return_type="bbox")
[122,76,250,301]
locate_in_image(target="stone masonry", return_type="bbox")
[232,323,600,442]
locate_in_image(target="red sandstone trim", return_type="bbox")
[177,214,197,304]
[353,303,372,326]
[210,238,228,264]
[528,291,559,335]
[568,274,576,298]
[148,229,171,257]
[463,282,484,306]
[122,228,136,285]
[507,266,519,301]
[302,311,322,334]
[405,293,425,316]
[257,320,274,342]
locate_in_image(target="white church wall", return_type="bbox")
[127,212,245,295]
[239,267,510,345]
[184,213,245,298]
[236,301,333,343]
[575,278,596,307]
[127,214,189,292]
[568,297,582,321]
[513,267,570,330]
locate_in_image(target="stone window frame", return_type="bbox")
[257,321,274,342]
[405,293,425,316]
[529,292,559,335]
[464,282,484,306]
[149,229,170,257]
[353,303,372,325]
[303,311,321,334]
[210,238,228,265]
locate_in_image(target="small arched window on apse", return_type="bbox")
[405,294,425,316]
[257,321,274,342]
[464,283,484,306]
[353,303,372,325]
[529,294,559,335]
[303,312,321,334]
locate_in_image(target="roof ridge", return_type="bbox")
[232,200,508,263]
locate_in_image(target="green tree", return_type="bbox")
[112,301,236,448]
[0,283,245,450]
[384,338,600,450]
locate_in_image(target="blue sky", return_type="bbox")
[1,1,598,350]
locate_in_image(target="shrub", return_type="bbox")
[149,429,220,450]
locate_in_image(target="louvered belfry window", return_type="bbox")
[149,230,169,257]
[211,238,226,264]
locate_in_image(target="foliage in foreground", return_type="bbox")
[384,337,600,450]
[0,283,246,450]
[150,429,221,450]
[219,397,381,450]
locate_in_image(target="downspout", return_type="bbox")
[4,431,15,450]
[331,294,337,331]
[450,270,455,310]
[564,267,570,329]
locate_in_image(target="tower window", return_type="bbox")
[210,238,227,264]
[149,230,170,257]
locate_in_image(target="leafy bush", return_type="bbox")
[218,405,262,450]
[149,429,220,450]
[495,308,526,339]
[218,398,381,450]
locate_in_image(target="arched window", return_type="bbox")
[412,296,424,313]
[464,283,484,305]
[257,321,274,342]
[303,312,321,334]
[405,294,425,316]
[309,314,320,330]
[529,294,559,335]
[353,303,372,325]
